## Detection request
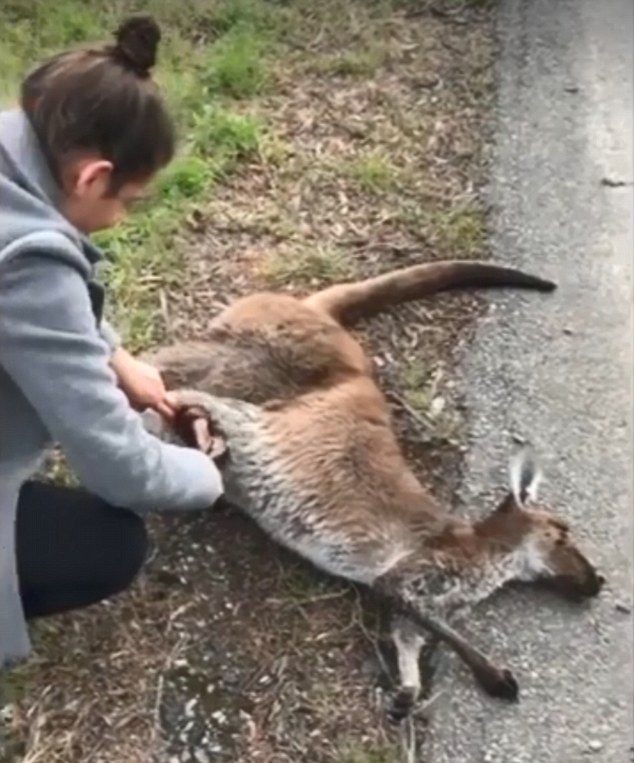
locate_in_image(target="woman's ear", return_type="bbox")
[66,158,113,199]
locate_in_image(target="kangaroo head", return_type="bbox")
[477,448,605,601]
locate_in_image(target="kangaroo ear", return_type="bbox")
[172,405,214,452]
[508,446,542,508]
[171,405,228,463]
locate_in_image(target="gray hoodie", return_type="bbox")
[0,109,224,669]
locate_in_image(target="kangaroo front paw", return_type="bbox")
[477,666,519,702]
[387,686,418,724]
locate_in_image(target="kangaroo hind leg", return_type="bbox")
[374,574,520,703]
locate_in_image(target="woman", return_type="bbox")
[0,16,224,668]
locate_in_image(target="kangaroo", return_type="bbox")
[141,260,604,720]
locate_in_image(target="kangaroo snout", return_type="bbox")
[548,557,606,602]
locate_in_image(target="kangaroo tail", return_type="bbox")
[303,260,556,325]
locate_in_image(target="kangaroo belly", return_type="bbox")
[212,402,410,585]
[224,469,403,585]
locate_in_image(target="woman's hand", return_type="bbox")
[111,347,175,420]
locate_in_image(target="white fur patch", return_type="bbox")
[513,537,551,580]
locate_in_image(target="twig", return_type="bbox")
[417,688,446,718]
[386,391,433,433]
[265,588,350,607]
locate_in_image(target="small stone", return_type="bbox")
[185,698,198,718]
[615,602,631,614]
[562,326,574,335]
[430,396,445,418]
[588,740,604,753]
[193,750,210,763]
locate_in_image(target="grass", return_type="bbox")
[437,206,487,255]
[260,245,355,288]
[348,151,401,193]
[202,26,271,98]
[402,359,431,412]
[401,202,487,258]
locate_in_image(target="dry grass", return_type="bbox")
[1,1,497,761]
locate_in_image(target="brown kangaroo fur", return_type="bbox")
[141,260,604,720]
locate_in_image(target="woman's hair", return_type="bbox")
[21,15,175,193]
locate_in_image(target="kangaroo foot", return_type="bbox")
[387,685,418,724]
[471,663,519,701]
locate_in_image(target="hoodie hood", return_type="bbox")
[0,108,102,265]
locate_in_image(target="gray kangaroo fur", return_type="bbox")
[141,259,604,720]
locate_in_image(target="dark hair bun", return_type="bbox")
[113,15,161,77]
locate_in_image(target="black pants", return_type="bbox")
[16,481,149,620]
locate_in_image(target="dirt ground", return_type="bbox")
[1,2,498,762]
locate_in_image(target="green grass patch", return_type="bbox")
[348,151,400,193]
[436,205,486,256]
[402,359,432,412]
[400,201,487,258]
[190,105,263,164]
[261,246,354,288]
[203,26,270,98]
[210,0,289,36]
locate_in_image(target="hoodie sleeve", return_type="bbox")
[0,250,224,513]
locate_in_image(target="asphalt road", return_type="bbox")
[424,1,633,761]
